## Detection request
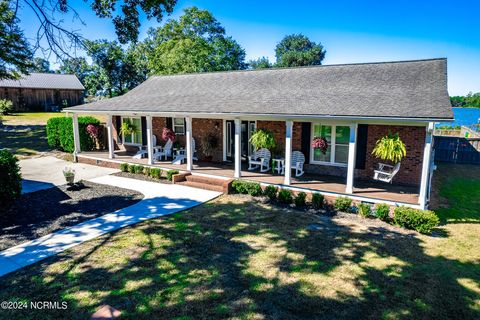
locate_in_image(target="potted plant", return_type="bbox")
[161,127,176,142]
[249,129,276,151]
[311,136,329,154]
[372,132,406,163]
[63,167,76,185]
[119,121,136,137]
[200,133,219,161]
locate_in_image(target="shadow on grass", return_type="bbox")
[0,125,50,155]
[0,195,478,320]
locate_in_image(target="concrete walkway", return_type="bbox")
[0,175,221,277]
[19,156,119,193]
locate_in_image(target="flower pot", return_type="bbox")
[64,174,75,185]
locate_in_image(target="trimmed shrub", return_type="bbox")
[393,206,440,234]
[166,169,179,181]
[264,185,278,201]
[0,150,22,212]
[150,168,162,179]
[231,180,263,196]
[311,193,324,210]
[120,163,129,172]
[358,203,372,218]
[334,197,352,212]
[0,99,13,115]
[294,192,307,207]
[46,116,100,152]
[143,167,151,176]
[134,165,144,174]
[375,203,390,221]
[128,164,136,173]
[278,189,293,204]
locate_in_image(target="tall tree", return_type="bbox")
[248,57,272,69]
[28,57,51,73]
[144,7,246,75]
[275,34,326,67]
[0,1,32,79]
[58,57,91,83]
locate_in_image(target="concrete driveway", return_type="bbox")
[19,156,119,193]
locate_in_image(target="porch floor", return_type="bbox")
[79,151,420,205]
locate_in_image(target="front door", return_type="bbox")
[225,120,256,161]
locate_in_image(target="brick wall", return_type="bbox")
[256,120,303,153]
[356,125,426,186]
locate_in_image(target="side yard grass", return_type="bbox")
[0,163,478,319]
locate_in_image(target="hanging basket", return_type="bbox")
[311,137,329,154]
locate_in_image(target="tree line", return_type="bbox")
[450,93,480,108]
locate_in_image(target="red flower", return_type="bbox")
[311,137,328,154]
[162,127,176,142]
[86,124,98,138]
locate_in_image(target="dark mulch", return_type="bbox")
[112,171,173,184]
[0,181,144,251]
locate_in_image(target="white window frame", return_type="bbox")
[120,116,142,146]
[310,123,349,167]
[173,117,185,135]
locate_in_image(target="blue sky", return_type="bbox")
[19,0,480,95]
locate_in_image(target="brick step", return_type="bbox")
[185,174,227,185]
[177,180,225,193]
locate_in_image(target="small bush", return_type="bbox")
[0,150,22,213]
[143,167,151,176]
[150,168,162,179]
[311,193,324,209]
[120,163,129,172]
[294,192,307,207]
[278,189,293,204]
[0,99,13,115]
[46,116,100,152]
[393,206,440,234]
[334,197,353,212]
[375,203,390,221]
[358,203,372,218]
[134,165,144,174]
[231,180,263,196]
[128,164,136,173]
[264,185,278,201]
[166,169,179,181]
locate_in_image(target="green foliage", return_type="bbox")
[46,116,100,153]
[166,169,179,181]
[248,56,272,69]
[374,203,391,221]
[128,164,136,173]
[0,1,33,80]
[357,203,372,218]
[231,180,263,196]
[311,193,324,210]
[120,163,129,172]
[334,197,353,212]
[149,168,162,179]
[393,207,440,234]
[294,192,307,207]
[249,129,276,151]
[0,150,22,212]
[372,132,406,163]
[134,165,144,174]
[28,57,51,73]
[264,185,278,201]
[119,121,137,136]
[275,34,326,67]
[450,92,480,108]
[143,167,151,176]
[278,189,293,204]
[200,133,219,157]
[58,57,91,85]
[0,99,13,115]
[144,7,246,75]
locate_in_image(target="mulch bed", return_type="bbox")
[0,181,144,251]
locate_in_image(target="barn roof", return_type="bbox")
[0,73,84,90]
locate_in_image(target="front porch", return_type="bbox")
[78,151,420,205]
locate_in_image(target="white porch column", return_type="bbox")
[345,123,358,194]
[234,118,241,178]
[106,115,115,159]
[146,115,154,165]
[284,120,293,185]
[419,122,434,209]
[186,116,193,171]
[72,113,81,161]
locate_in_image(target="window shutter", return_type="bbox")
[115,116,121,141]
[141,116,147,145]
[166,117,173,130]
[301,122,311,164]
[355,124,369,169]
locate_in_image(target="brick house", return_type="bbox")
[64,58,453,209]
[0,73,84,111]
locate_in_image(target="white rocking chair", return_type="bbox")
[291,151,305,177]
[153,139,173,161]
[172,138,198,165]
[248,148,271,172]
[133,135,159,159]
[373,162,401,183]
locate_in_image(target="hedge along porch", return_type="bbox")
[65,58,453,209]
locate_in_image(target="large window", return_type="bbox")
[173,117,185,135]
[311,124,350,165]
[121,117,142,145]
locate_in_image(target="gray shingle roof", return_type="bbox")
[0,73,84,90]
[65,58,453,120]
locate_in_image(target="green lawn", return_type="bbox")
[0,164,478,319]
[2,112,105,126]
